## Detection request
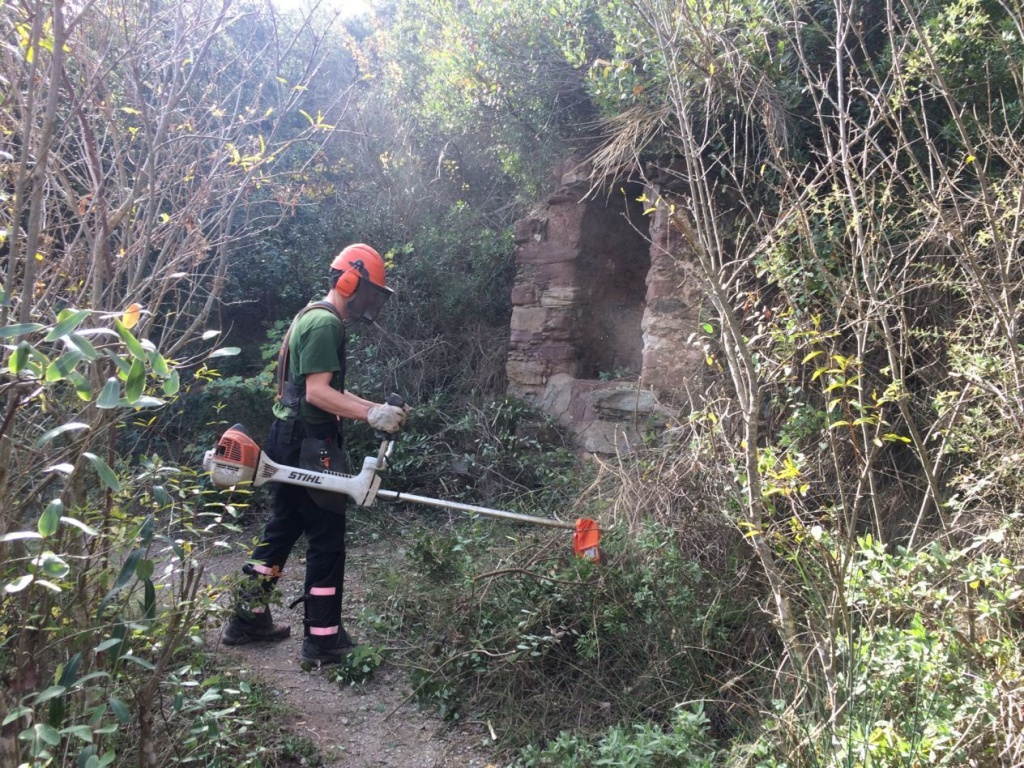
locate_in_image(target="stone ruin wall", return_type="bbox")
[506,163,706,454]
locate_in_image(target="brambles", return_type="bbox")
[361,518,762,746]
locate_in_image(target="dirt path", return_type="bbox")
[204,532,501,768]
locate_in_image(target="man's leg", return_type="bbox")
[222,420,303,645]
[298,499,352,665]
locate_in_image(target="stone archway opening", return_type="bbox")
[575,182,650,382]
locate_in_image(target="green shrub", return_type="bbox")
[742,528,1024,767]
[517,702,720,768]
[362,518,762,746]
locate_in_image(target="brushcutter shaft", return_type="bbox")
[374,489,575,530]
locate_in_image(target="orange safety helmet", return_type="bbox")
[329,243,393,323]
[330,243,387,297]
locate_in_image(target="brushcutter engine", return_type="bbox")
[206,425,261,488]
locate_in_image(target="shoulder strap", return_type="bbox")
[275,301,343,401]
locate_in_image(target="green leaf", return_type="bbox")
[35,421,89,448]
[39,499,63,537]
[69,371,94,400]
[60,724,93,741]
[2,706,31,727]
[701,323,713,333]
[61,516,99,536]
[67,332,100,359]
[9,340,31,373]
[126,395,165,409]
[114,319,146,360]
[124,357,145,403]
[107,697,130,724]
[98,549,143,611]
[83,453,121,492]
[4,574,33,593]
[135,558,154,580]
[35,552,70,579]
[0,531,42,543]
[142,578,156,620]
[29,723,61,746]
[107,353,132,376]
[57,653,83,686]
[162,369,180,396]
[209,346,241,358]
[0,322,45,338]
[45,349,86,382]
[96,377,120,408]
[121,654,155,671]
[45,309,91,342]
[148,350,170,376]
[33,685,67,705]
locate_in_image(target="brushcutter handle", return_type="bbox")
[372,393,407,441]
[373,393,407,471]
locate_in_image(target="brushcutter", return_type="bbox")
[202,420,602,562]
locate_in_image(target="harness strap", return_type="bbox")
[275,301,343,405]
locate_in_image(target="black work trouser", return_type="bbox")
[247,417,348,630]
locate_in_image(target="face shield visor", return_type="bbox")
[346,276,393,324]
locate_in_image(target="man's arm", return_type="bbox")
[304,372,372,421]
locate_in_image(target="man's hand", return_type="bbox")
[367,403,408,434]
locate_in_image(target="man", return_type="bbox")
[221,243,408,666]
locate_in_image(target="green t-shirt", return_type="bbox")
[272,305,346,424]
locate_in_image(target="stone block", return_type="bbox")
[642,309,696,334]
[510,306,549,334]
[537,373,575,422]
[511,284,537,306]
[514,217,547,244]
[517,243,576,266]
[575,420,642,455]
[509,329,541,346]
[506,359,548,387]
[539,286,580,308]
[589,387,664,419]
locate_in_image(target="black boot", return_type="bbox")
[297,586,354,666]
[300,627,355,666]
[222,564,290,646]
[221,608,291,646]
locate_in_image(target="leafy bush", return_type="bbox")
[325,645,387,687]
[739,527,1024,767]
[361,518,761,747]
[517,702,719,768]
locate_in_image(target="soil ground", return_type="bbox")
[204,515,502,768]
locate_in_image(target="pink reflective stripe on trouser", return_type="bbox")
[252,563,278,576]
[309,586,336,596]
[309,626,338,636]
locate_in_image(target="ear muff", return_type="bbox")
[332,260,367,298]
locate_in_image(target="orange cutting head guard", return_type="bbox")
[573,518,601,563]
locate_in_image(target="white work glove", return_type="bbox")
[367,403,408,434]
